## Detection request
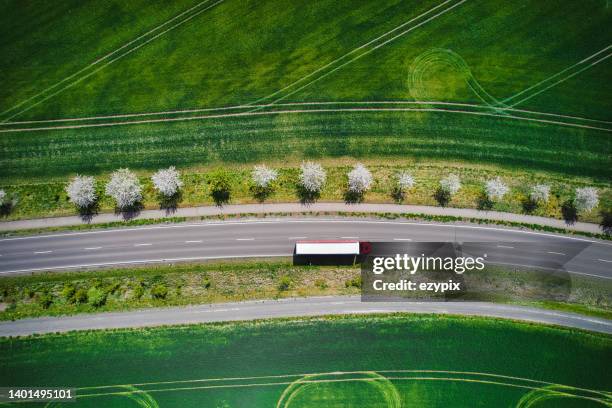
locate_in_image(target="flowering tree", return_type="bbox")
[105,168,142,210]
[66,175,97,209]
[439,174,461,195]
[151,166,183,197]
[574,187,599,212]
[252,164,278,189]
[299,162,326,193]
[348,163,373,194]
[484,177,509,201]
[530,184,550,203]
[396,171,415,193]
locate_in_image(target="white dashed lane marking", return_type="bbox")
[547,251,566,256]
[84,247,102,250]
[497,245,514,249]
[598,259,612,263]
[34,251,52,254]
[134,243,152,247]
[185,240,203,243]
[236,238,255,241]
[393,238,412,241]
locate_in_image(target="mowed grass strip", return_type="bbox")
[0,315,610,406]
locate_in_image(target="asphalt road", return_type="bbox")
[0,218,610,278]
[1,296,610,336]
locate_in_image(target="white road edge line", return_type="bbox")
[0,219,607,246]
[0,254,288,275]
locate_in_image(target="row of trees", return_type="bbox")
[63,164,601,217]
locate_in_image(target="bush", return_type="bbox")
[132,285,144,299]
[277,276,292,291]
[105,168,142,210]
[530,184,550,203]
[345,277,362,289]
[484,177,509,201]
[74,288,88,304]
[208,168,232,205]
[439,174,461,195]
[347,163,373,194]
[151,166,183,197]
[299,162,326,193]
[314,279,328,290]
[87,287,107,307]
[38,292,53,309]
[202,277,212,289]
[65,175,97,209]
[151,284,168,299]
[574,187,599,212]
[61,284,76,302]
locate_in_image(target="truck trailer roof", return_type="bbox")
[295,240,360,255]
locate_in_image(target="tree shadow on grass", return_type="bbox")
[295,185,320,205]
[561,199,578,225]
[77,201,100,223]
[391,187,405,203]
[159,192,182,215]
[211,190,230,207]
[521,197,538,214]
[433,187,451,207]
[476,193,494,211]
[250,186,273,203]
[343,190,364,204]
[114,202,144,221]
[0,202,15,218]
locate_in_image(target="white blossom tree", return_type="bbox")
[348,163,373,194]
[396,171,415,193]
[439,174,461,196]
[484,177,509,201]
[105,168,142,210]
[252,164,278,189]
[151,166,183,197]
[0,189,5,206]
[65,175,97,209]
[574,187,599,212]
[530,184,550,203]
[299,162,326,193]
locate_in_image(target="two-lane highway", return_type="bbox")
[0,218,610,278]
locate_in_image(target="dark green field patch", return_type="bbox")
[0,315,610,407]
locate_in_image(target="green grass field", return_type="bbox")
[0,315,610,407]
[0,0,610,183]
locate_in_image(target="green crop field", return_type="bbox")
[1,315,611,407]
[0,0,610,183]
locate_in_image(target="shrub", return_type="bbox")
[208,168,232,205]
[74,288,88,304]
[66,175,97,209]
[299,162,326,193]
[0,189,5,206]
[151,166,183,197]
[105,168,142,210]
[530,184,550,203]
[202,277,212,289]
[345,277,362,289]
[132,284,144,300]
[347,163,373,194]
[251,164,278,189]
[574,187,599,212]
[151,284,168,299]
[484,177,509,201]
[277,276,292,291]
[87,287,107,307]
[61,284,76,302]
[38,292,53,309]
[439,174,461,196]
[561,199,578,225]
[314,279,328,289]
